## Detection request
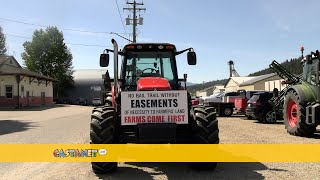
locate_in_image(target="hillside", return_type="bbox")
[188,57,303,94]
[249,57,303,76]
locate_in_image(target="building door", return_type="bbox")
[41,92,45,105]
[26,91,30,106]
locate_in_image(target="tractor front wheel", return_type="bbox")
[283,90,316,137]
[191,105,219,170]
[90,106,118,173]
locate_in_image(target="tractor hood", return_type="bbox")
[137,77,171,91]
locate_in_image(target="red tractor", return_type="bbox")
[90,39,219,173]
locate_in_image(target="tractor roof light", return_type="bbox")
[166,45,174,50]
[126,45,135,49]
[137,45,143,49]
[158,45,164,50]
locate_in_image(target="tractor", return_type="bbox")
[90,39,219,173]
[269,49,320,137]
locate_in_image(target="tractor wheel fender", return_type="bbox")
[283,90,316,136]
[285,86,309,105]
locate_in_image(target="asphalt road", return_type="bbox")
[0,105,320,180]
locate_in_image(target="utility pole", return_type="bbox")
[123,1,146,43]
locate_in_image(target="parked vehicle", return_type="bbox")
[234,90,265,117]
[201,91,240,117]
[199,92,224,104]
[202,91,239,104]
[62,98,72,104]
[191,97,200,106]
[53,98,63,104]
[77,98,87,106]
[92,98,102,106]
[245,92,281,123]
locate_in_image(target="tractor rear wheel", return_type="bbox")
[191,105,219,170]
[90,106,118,173]
[283,90,316,137]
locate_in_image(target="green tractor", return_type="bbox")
[90,39,219,173]
[270,49,320,137]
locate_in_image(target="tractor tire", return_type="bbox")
[221,106,233,117]
[283,90,316,137]
[246,115,253,120]
[190,105,219,170]
[90,106,118,173]
[263,110,277,123]
[105,92,112,106]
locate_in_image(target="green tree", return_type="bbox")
[22,26,74,98]
[0,26,7,55]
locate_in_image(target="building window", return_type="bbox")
[21,85,24,97]
[6,86,13,99]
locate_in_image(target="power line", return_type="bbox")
[114,0,128,35]
[0,17,128,35]
[4,33,116,48]
[110,32,132,42]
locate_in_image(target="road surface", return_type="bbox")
[0,105,320,180]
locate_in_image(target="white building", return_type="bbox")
[265,79,288,91]
[0,56,56,108]
[224,76,256,92]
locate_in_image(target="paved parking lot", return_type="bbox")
[0,105,320,179]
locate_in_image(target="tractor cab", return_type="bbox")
[100,41,197,92]
[302,51,320,86]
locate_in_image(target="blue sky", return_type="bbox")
[1,0,320,83]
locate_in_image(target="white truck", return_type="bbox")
[200,91,241,116]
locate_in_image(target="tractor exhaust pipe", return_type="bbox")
[112,39,118,97]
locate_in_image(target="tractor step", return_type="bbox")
[306,103,320,125]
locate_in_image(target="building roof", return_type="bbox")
[0,56,57,81]
[197,85,216,92]
[0,55,21,68]
[197,84,225,93]
[239,73,277,86]
[73,69,107,85]
[224,76,256,87]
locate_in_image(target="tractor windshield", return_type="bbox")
[124,52,176,86]
[303,60,319,85]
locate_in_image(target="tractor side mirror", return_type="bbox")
[100,54,110,67]
[187,51,197,65]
